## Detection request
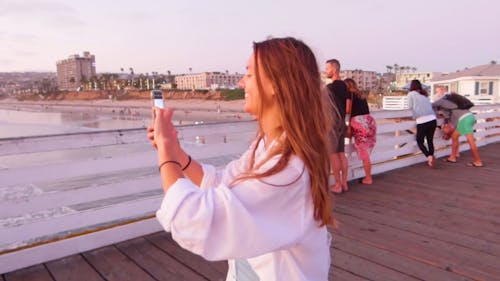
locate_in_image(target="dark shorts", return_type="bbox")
[335,130,346,153]
[331,123,345,153]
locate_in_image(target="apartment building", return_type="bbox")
[340,70,379,91]
[395,72,441,89]
[175,72,243,90]
[56,52,96,91]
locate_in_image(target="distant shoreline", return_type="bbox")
[0,97,253,123]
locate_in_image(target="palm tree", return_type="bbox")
[491,60,497,65]
[393,64,399,74]
[386,65,393,73]
[80,75,88,90]
[189,67,192,73]
[128,67,135,88]
[412,67,417,73]
[166,70,172,84]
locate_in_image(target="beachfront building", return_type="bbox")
[430,63,500,104]
[395,72,442,89]
[175,72,243,90]
[340,69,379,91]
[56,52,96,91]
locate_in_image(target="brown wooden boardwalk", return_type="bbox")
[2,142,500,281]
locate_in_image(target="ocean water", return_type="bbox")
[0,109,149,138]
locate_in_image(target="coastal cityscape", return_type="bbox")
[1,50,499,106]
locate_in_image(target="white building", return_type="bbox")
[430,64,500,104]
[175,72,243,90]
[395,72,441,89]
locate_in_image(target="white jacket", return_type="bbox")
[156,138,331,281]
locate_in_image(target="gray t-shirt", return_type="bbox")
[432,98,470,126]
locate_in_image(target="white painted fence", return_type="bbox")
[1,105,499,275]
[383,95,498,110]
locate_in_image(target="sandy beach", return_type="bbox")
[0,98,252,123]
[0,98,254,138]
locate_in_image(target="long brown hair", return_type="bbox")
[409,79,428,97]
[235,37,335,226]
[344,78,365,99]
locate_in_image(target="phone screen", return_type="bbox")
[151,90,164,108]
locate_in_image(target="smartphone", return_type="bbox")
[151,90,164,109]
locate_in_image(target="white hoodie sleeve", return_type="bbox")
[155,156,311,261]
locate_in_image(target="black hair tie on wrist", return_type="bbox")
[182,155,192,171]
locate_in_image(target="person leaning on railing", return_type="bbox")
[433,93,483,167]
[407,79,437,167]
[147,37,335,281]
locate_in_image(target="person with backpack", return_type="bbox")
[433,92,483,167]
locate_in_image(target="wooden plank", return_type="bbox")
[145,232,228,280]
[45,254,104,281]
[362,174,500,217]
[329,266,370,281]
[332,234,475,281]
[3,264,54,281]
[385,172,500,208]
[115,237,207,281]
[371,109,411,119]
[331,247,419,281]
[1,196,162,250]
[376,121,415,134]
[333,212,500,280]
[83,246,156,281]
[0,176,160,218]
[0,218,162,274]
[349,165,500,220]
[334,202,500,257]
[393,166,500,200]
[340,180,500,231]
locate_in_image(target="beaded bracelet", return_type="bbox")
[182,155,192,171]
[158,160,182,172]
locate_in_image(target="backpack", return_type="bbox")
[444,93,474,109]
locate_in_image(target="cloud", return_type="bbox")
[0,0,85,27]
[10,33,39,42]
[14,50,38,57]
[0,59,14,66]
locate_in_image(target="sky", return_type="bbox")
[1,0,499,74]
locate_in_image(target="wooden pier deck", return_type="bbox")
[2,142,499,281]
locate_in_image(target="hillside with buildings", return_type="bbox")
[2,51,498,106]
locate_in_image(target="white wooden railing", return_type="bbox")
[383,95,498,110]
[382,96,408,110]
[1,105,499,274]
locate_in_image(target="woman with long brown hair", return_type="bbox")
[344,78,377,185]
[148,37,335,280]
[408,79,437,167]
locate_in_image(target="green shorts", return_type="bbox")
[456,114,476,135]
